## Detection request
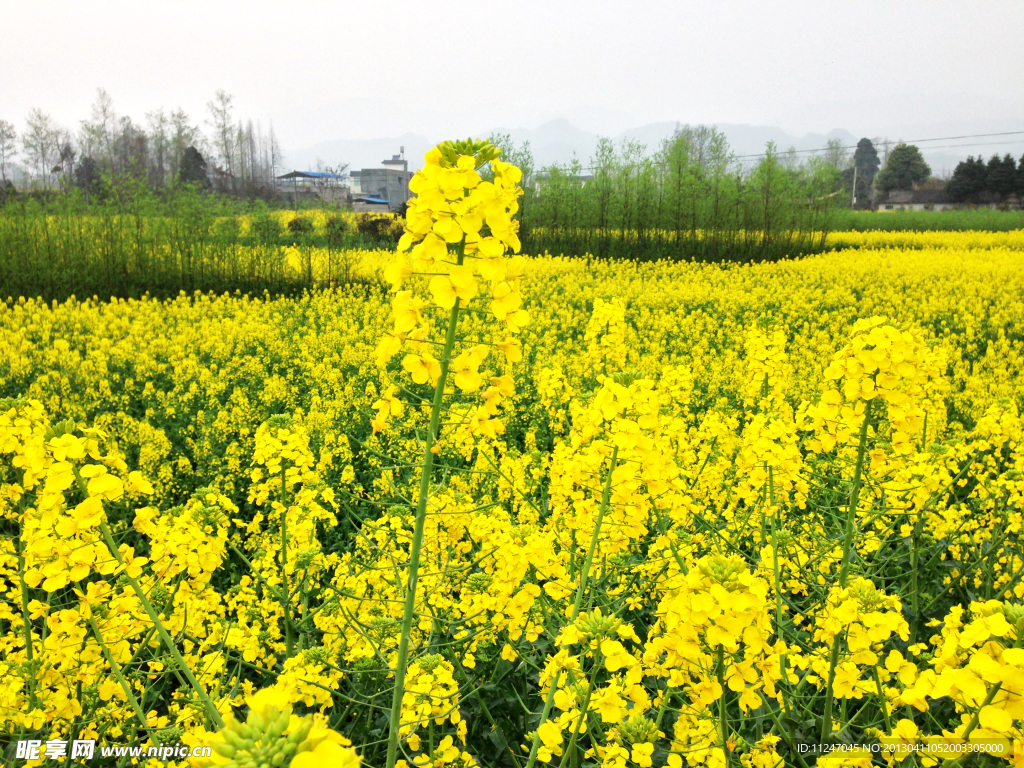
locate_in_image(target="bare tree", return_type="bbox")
[22,109,61,189]
[86,88,118,172]
[11,88,278,197]
[236,120,252,188]
[147,108,171,187]
[268,122,283,191]
[0,120,17,183]
[54,130,76,188]
[312,159,350,206]
[823,138,851,170]
[206,89,236,189]
[779,146,800,171]
[169,108,201,181]
[112,115,148,177]
[76,118,105,168]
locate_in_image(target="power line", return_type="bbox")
[732,130,1024,160]
[875,138,1024,152]
[537,129,1024,172]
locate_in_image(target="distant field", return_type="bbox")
[832,206,1024,231]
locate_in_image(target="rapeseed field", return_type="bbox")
[2,140,1023,768]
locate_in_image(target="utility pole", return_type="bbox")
[851,164,858,208]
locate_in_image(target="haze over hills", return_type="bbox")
[287,121,861,177]
[287,116,1023,180]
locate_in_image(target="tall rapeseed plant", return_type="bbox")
[372,138,527,768]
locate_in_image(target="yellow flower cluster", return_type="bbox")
[808,316,947,454]
[807,579,910,699]
[398,655,463,747]
[372,141,527,446]
[899,601,1024,737]
[584,296,629,376]
[2,405,153,595]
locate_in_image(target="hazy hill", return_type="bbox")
[286,117,1019,179]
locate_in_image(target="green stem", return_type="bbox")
[555,659,603,768]
[953,682,1003,765]
[99,521,224,728]
[820,407,872,744]
[838,406,872,590]
[950,629,1022,768]
[384,242,466,768]
[909,508,926,645]
[654,686,675,729]
[769,467,791,720]
[452,655,522,768]
[88,615,159,744]
[523,446,619,768]
[871,665,892,733]
[16,531,38,711]
[570,446,619,620]
[280,464,293,658]
[760,460,769,548]
[717,645,731,768]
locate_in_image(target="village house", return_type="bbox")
[275,171,348,204]
[878,188,956,211]
[349,149,414,211]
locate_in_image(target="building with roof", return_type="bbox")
[879,188,955,211]
[276,170,348,204]
[349,148,414,210]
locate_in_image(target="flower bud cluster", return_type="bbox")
[190,688,360,768]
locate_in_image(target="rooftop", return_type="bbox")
[276,171,346,180]
[885,188,949,204]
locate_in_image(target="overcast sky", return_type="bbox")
[3,0,1023,153]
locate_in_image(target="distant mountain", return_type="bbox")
[536,106,640,137]
[487,120,859,168]
[490,119,600,167]
[771,92,1024,140]
[289,121,865,175]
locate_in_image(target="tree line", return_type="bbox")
[489,125,842,263]
[946,153,1023,205]
[0,88,284,198]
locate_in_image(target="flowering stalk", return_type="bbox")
[717,645,731,768]
[16,533,38,711]
[909,504,927,645]
[524,447,618,768]
[88,614,158,744]
[373,138,524,768]
[279,463,294,658]
[819,409,871,743]
[99,521,225,728]
[384,243,465,768]
[555,657,604,768]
